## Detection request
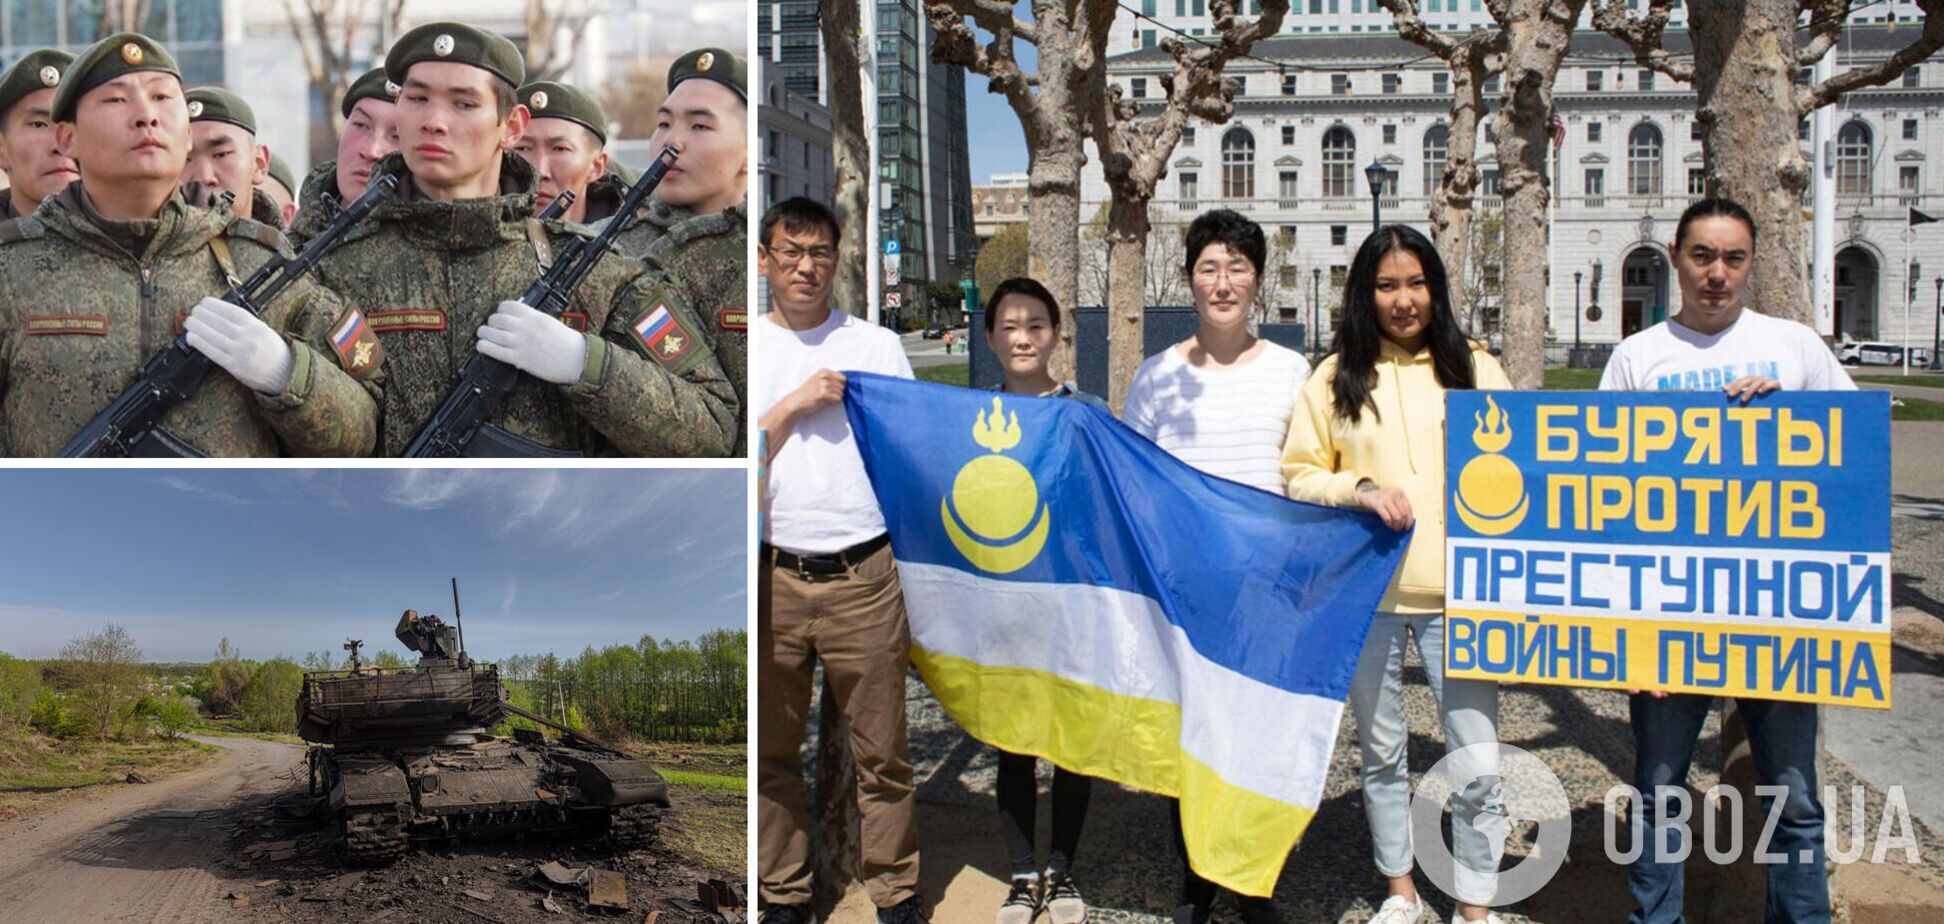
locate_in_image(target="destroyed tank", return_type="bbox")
[298,590,668,865]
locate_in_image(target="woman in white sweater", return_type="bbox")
[1120,209,1309,924]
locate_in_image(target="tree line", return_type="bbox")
[0,624,746,748]
[498,629,747,744]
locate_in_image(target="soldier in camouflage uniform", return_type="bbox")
[182,86,285,228]
[289,67,399,247]
[0,50,80,219]
[511,80,623,225]
[260,151,298,228]
[0,33,382,457]
[308,22,735,457]
[599,48,749,454]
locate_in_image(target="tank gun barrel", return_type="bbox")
[502,701,629,758]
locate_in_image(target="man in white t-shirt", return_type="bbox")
[753,197,923,924]
[1600,198,1849,924]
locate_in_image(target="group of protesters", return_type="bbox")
[755,192,1854,924]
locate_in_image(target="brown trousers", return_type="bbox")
[756,541,919,909]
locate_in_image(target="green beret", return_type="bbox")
[339,66,399,119]
[385,22,524,92]
[51,32,180,122]
[185,86,255,134]
[0,49,74,122]
[517,80,607,144]
[667,47,745,102]
[266,152,296,197]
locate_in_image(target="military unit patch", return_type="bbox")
[717,307,747,331]
[561,309,590,332]
[632,304,694,366]
[366,308,448,332]
[24,313,108,336]
[330,308,383,375]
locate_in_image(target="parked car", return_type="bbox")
[922,323,950,339]
[1839,339,1931,367]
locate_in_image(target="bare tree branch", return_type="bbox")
[1588,0,1696,83]
[1796,0,1851,65]
[1800,0,1944,111]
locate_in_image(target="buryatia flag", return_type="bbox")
[844,373,1410,897]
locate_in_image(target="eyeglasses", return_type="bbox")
[1193,264,1257,284]
[770,246,837,266]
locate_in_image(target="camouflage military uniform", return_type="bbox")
[0,188,22,221]
[249,186,285,230]
[633,200,747,455]
[577,171,626,226]
[287,159,345,249]
[309,153,735,457]
[0,186,382,456]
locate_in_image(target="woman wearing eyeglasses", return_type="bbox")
[1120,208,1311,924]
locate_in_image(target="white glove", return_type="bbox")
[184,296,295,395]
[475,299,588,386]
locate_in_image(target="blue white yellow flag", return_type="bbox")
[843,373,1410,897]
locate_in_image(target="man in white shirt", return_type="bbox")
[754,197,923,924]
[1600,197,1850,924]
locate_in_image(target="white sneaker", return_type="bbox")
[1365,894,1424,924]
[1449,913,1502,924]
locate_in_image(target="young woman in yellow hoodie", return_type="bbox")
[1281,225,1510,924]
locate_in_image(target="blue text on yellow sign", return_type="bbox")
[1444,391,1892,708]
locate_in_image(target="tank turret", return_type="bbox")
[298,580,669,864]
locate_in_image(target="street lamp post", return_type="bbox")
[1573,270,1583,350]
[1311,267,1322,356]
[1932,276,1943,371]
[1364,161,1386,233]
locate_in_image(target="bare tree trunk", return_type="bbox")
[1596,0,1943,327]
[1687,1,1811,322]
[824,0,871,318]
[1103,193,1152,409]
[1492,0,1584,389]
[1086,0,1289,402]
[1032,147,1086,381]
[928,1,1113,380]
[1437,48,1492,328]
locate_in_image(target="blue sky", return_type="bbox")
[960,14,1035,183]
[0,469,746,664]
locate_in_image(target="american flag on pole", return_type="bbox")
[1550,111,1566,148]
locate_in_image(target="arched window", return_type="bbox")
[1837,121,1873,196]
[1323,126,1356,198]
[1423,123,1449,196]
[1222,127,1256,200]
[1627,123,1663,200]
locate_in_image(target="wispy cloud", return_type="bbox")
[155,475,258,507]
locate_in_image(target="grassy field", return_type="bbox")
[916,363,969,387]
[0,733,220,818]
[1853,373,1944,389]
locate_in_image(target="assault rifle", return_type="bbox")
[58,170,400,457]
[402,146,678,458]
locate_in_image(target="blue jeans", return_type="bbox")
[1349,612,1503,905]
[1627,694,1829,924]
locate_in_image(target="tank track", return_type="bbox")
[605,803,661,849]
[343,806,408,865]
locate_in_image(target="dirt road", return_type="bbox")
[0,735,304,924]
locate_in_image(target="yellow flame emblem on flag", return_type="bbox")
[941,396,1049,573]
[1452,394,1529,536]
